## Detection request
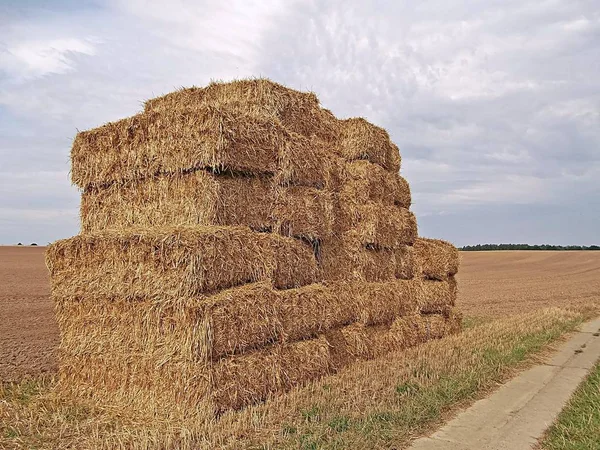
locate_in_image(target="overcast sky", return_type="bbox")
[1,0,599,246]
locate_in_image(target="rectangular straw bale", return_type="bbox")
[57,354,215,421]
[144,78,340,142]
[320,236,397,282]
[80,171,273,233]
[343,160,411,208]
[71,106,329,190]
[46,226,318,298]
[395,245,418,279]
[416,279,457,314]
[336,117,401,172]
[81,170,334,239]
[276,137,341,190]
[337,204,418,249]
[273,186,335,241]
[276,284,355,343]
[414,237,460,280]
[329,312,454,364]
[54,296,205,362]
[211,337,332,412]
[336,279,420,326]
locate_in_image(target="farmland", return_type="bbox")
[1,247,599,448]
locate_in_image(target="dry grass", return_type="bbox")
[0,307,585,449]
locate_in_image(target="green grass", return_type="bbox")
[541,358,600,450]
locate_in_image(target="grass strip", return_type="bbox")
[541,358,600,450]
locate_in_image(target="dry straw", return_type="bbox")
[46,226,320,299]
[414,237,460,280]
[71,106,333,190]
[343,160,411,208]
[81,172,335,241]
[337,118,402,172]
[336,202,418,249]
[144,78,340,142]
[55,277,455,367]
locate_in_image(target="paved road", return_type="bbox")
[409,317,600,450]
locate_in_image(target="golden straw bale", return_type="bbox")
[343,160,411,208]
[144,78,340,142]
[58,336,333,417]
[277,284,355,342]
[46,226,319,298]
[395,245,418,279]
[336,118,401,172]
[211,337,332,412]
[55,278,435,368]
[80,171,273,233]
[80,171,335,240]
[416,278,457,314]
[57,354,215,421]
[356,279,420,324]
[414,237,460,280]
[320,236,397,282]
[331,312,458,363]
[71,106,329,190]
[54,296,205,362]
[272,186,335,241]
[336,204,418,249]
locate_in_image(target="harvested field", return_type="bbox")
[0,246,58,382]
[2,248,599,383]
[456,251,600,318]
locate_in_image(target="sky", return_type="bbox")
[0,0,599,246]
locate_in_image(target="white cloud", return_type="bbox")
[1,37,97,80]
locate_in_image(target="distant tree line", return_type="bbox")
[461,244,600,251]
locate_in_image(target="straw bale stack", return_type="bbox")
[46,78,462,421]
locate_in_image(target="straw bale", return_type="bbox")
[337,118,401,172]
[55,278,435,368]
[416,279,457,314]
[320,236,397,282]
[329,312,456,363]
[57,354,215,421]
[59,335,333,416]
[337,204,418,249]
[277,284,355,342]
[211,337,332,412]
[80,171,334,239]
[144,78,340,142]
[80,170,273,233]
[273,186,335,241]
[343,160,411,208]
[414,237,460,280]
[71,106,329,190]
[395,245,417,279]
[46,226,319,298]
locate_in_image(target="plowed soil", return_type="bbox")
[1,247,599,382]
[0,246,59,382]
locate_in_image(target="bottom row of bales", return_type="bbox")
[47,229,459,420]
[59,311,460,418]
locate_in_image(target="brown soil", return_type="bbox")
[1,248,599,382]
[457,250,600,318]
[0,246,58,382]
